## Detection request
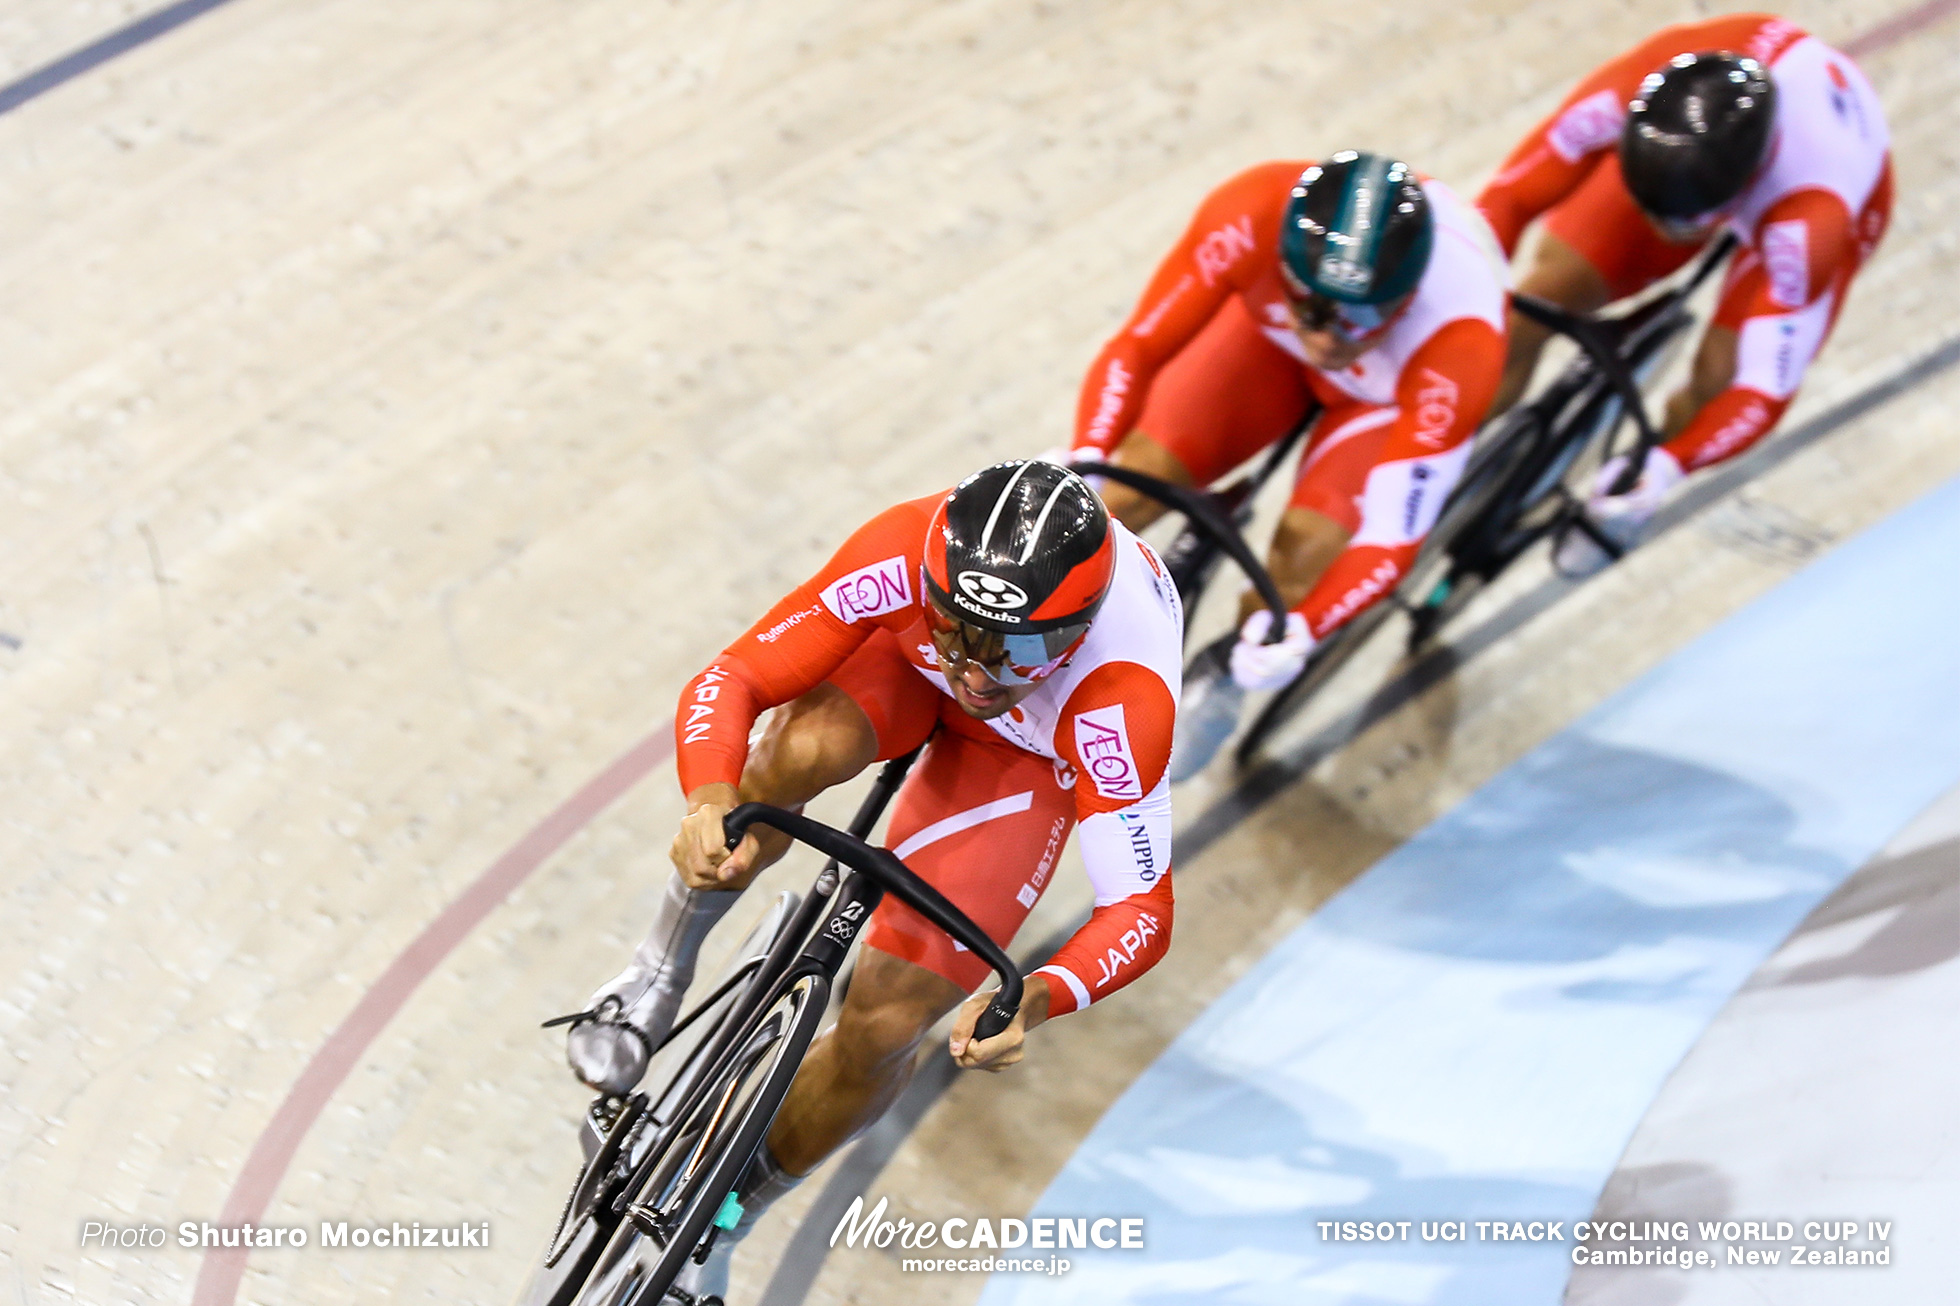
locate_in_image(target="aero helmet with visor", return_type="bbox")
[922,460,1115,685]
[1279,151,1434,338]
[1620,51,1777,223]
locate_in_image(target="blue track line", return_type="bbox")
[0,0,239,117]
[980,471,1960,1304]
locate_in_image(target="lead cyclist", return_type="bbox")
[563,460,1183,1296]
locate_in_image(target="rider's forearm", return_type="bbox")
[1014,973,1052,1032]
[684,782,740,815]
[1032,875,1175,1016]
[1075,341,1145,453]
[1291,539,1419,640]
[675,659,765,793]
[1661,385,1786,473]
[1290,445,1472,638]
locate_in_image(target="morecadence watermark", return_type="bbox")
[830,1194,1145,1274]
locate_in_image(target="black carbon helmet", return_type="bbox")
[1279,151,1434,306]
[923,460,1115,634]
[1620,51,1778,221]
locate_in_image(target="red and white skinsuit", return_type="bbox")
[1071,163,1509,641]
[1478,13,1893,472]
[675,494,1185,1016]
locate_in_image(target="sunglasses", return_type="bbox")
[922,598,1091,687]
[1651,210,1726,243]
[1285,289,1396,343]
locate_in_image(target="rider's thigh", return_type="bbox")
[1289,402,1394,534]
[1098,428,1196,530]
[829,947,967,1065]
[745,682,881,808]
[1135,294,1316,489]
[1540,154,1696,305]
[861,730,1076,993]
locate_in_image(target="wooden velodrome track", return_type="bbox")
[3,1,1956,1303]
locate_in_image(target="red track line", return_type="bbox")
[188,3,1956,1302]
[190,728,673,1306]
[1845,0,1960,56]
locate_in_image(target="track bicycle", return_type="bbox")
[517,747,1022,1306]
[1228,233,1739,765]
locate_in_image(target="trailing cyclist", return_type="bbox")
[566,459,1182,1297]
[1070,151,1509,777]
[1477,13,1892,573]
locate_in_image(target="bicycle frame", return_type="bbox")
[599,758,931,1215]
[1517,231,1738,494]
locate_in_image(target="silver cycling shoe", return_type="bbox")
[566,874,741,1095]
[1168,638,1245,783]
[566,883,800,1096]
[1552,503,1647,579]
[565,997,658,1098]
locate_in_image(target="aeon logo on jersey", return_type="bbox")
[1073,705,1142,802]
[1761,220,1810,309]
[956,571,1028,613]
[1194,216,1256,287]
[1411,367,1459,448]
[1547,89,1625,163]
[822,555,911,623]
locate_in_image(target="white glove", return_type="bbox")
[1229,609,1314,691]
[1587,446,1684,523]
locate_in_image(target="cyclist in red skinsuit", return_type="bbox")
[1477,14,1893,569]
[674,479,1182,1028]
[565,460,1179,1291]
[1069,152,1508,776]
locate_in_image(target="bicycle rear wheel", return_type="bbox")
[574,972,828,1306]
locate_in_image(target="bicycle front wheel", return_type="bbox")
[574,972,829,1306]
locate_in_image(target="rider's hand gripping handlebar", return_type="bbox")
[720,803,1024,1042]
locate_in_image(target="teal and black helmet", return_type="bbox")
[1279,151,1435,306]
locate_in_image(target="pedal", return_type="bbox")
[578,1095,624,1164]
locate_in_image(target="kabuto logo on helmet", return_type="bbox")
[1316,253,1373,295]
[956,571,1030,612]
[925,459,1117,645]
